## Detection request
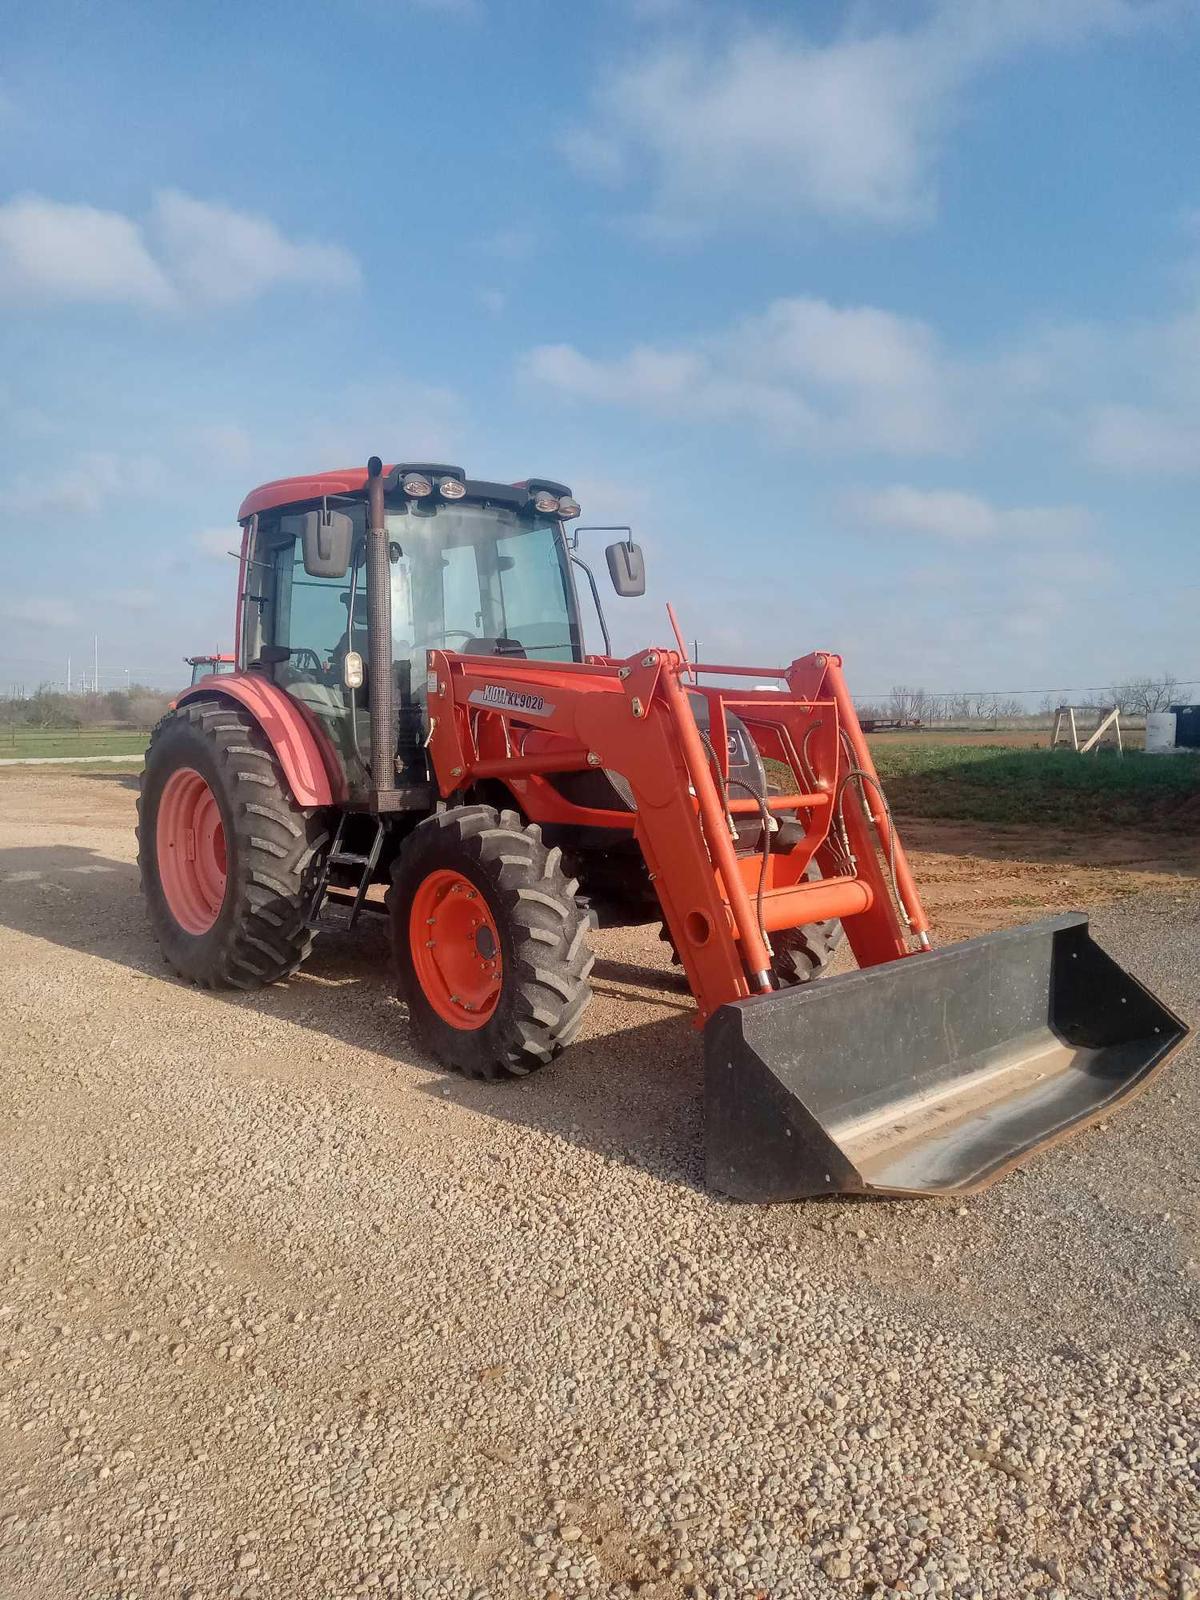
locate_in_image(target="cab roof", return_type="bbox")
[237,466,571,522]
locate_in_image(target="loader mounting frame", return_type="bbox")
[426,645,928,1020]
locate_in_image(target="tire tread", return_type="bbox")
[390,803,593,1080]
[137,698,329,989]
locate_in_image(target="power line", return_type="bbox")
[855,677,1200,700]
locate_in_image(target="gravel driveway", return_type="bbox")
[0,772,1196,1599]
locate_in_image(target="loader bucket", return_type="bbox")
[704,914,1187,1201]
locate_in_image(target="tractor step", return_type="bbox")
[306,816,386,931]
[324,885,387,918]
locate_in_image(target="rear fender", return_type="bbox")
[177,673,339,808]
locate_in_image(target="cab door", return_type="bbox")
[248,510,371,797]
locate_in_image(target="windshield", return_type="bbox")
[386,500,578,665]
[189,658,234,685]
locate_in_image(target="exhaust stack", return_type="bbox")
[365,457,396,798]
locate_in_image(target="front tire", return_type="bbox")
[137,699,329,988]
[390,806,594,1079]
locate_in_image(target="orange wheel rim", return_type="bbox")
[409,868,503,1029]
[156,767,227,934]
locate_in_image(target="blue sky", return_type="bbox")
[2,0,1198,702]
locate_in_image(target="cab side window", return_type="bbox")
[270,512,365,679]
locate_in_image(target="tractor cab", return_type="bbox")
[185,653,236,687]
[236,463,643,803]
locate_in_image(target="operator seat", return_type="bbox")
[462,636,527,657]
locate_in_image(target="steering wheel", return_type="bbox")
[423,630,475,646]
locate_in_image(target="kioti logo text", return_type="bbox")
[471,684,554,717]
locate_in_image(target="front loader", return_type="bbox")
[138,457,1187,1200]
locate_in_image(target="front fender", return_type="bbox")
[177,672,338,808]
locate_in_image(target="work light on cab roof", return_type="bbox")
[138,449,1187,1208]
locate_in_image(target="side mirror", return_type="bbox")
[300,509,354,579]
[606,540,646,598]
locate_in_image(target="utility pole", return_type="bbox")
[67,656,72,695]
[93,634,99,696]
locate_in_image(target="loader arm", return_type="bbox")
[425,643,923,1019]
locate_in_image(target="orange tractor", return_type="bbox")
[139,459,1186,1199]
[183,652,236,689]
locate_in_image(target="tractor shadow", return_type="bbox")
[77,771,142,791]
[0,844,710,1193]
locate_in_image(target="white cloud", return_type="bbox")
[0,191,360,311]
[0,196,175,307]
[562,474,653,526]
[298,378,465,467]
[191,423,254,469]
[1084,403,1200,473]
[151,190,359,308]
[7,451,165,517]
[988,292,1200,475]
[843,484,1094,544]
[0,596,79,630]
[522,295,964,455]
[522,250,1200,471]
[564,1,1177,231]
[193,527,241,560]
[108,588,157,613]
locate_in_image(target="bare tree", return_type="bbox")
[128,690,170,730]
[888,685,928,723]
[1110,673,1180,716]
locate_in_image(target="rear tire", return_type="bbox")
[390,805,594,1079]
[138,699,330,988]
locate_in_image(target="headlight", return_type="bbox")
[557,497,581,519]
[438,476,466,500]
[402,473,432,497]
[532,490,560,514]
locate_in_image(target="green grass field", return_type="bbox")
[868,740,1200,830]
[2,725,1198,833]
[0,728,150,761]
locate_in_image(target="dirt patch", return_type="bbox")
[902,816,1200,940]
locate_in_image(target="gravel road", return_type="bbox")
[0,772,1197,1600]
